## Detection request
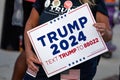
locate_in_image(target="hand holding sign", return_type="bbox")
[27,3,108,77]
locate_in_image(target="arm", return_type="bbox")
[24,8,41,72]
[94,11,112,42]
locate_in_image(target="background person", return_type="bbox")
[101,0,117,58]
[12,0,35,80]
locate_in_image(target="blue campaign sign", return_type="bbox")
[27,3,108,77]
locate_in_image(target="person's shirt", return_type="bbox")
[33,0,108,25]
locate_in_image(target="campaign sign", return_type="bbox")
[27,3,108,77]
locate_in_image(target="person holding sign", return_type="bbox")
[13,0,112,80]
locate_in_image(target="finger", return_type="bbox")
[97,29,105,36]
[26,57,39,72]
[33,55,41,64]
[28,61,39,72]
[93,23,104,29]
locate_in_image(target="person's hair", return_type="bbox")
[80,0,96,6]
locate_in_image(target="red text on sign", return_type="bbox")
[46,56,58,65]
[59,48,76,59]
